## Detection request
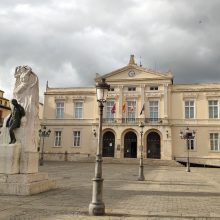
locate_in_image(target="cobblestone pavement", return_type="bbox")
[0,161,220,220]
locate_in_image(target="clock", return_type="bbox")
[128,70,135,77]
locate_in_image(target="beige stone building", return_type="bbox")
[0,90,10,127]
[42,55,220,166]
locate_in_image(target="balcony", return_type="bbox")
[103,118,165,125]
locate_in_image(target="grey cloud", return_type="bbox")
[0,0,220,101]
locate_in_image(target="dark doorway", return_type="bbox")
[102,131,115,157]
[124,131,137,158]
[147,132,160,159]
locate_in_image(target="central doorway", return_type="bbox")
[147,132,161,159]
[124,131,137,158]
[102,131,115,157]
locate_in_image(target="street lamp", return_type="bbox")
[138,122,145,181]
[179,127,196,172]
[39,125,51,166]
[89,78,110,216]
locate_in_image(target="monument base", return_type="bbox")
[0,143,21,174]
[0,172,56,195]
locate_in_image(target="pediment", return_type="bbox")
[96,65,173,83]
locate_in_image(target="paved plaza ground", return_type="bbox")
[0,161,220,220]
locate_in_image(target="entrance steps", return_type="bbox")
[102,157,183,167]
[48,154,183,167]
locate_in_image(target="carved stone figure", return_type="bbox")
[6,99,25,144]
[13,65,39,152]
[0,65,39,170]
[0,65,56,195]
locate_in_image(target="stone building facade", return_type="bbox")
[0,90,10,127]
[42,55,220,166]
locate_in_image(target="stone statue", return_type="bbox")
[13,65,39,151]
[6,99,25,144]
[0,65,56,195]
[0,65,39,172]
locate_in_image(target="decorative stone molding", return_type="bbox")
[54,96,67,101]
[124,93,140,98]
[107,93,118,99]
[72,95,86,101]
[205,92,220,99]
[182,92,198,99]
[145,92,164,99]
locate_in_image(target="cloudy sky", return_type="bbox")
[0,0,220,101]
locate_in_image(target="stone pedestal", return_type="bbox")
[19,151,39,174]
[0,144,56,195]
[0,173,56,195]
[0,144,21,174]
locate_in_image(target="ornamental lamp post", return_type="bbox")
[89,78,110,216]
[179,127,196,172]
[138,122,145,181]
[39,125,51,166]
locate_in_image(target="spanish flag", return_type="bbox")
[140,104,145,115]
[111,103,116,114]
[122,103,126,113]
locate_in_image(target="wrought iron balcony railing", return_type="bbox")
[103,118,164,124]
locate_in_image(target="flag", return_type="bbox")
[140,104,145,115]
[122,103,126,113]
[111,103,116,114]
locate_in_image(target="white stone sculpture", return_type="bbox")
[13,65,39,152]
[0,66,56,195]
[0,65,39,173]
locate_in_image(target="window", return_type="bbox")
[73,131,80,147]
[128,87,136,91]
[187,133,195,150]
[109,88,114,91]
[127,101,136,122]
[209,100,218,119]
[74,102,83,119]
[105,101,115,122]
[210,133,219,151]
[150,86,158,91]
[54,131,62,147]
[149,100,159,122]
[185,100,195,119]
[56,102,64,119]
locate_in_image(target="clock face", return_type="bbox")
[128,70,135,77]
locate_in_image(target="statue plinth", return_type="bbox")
[0,143,56,195]
[0,143,21,174]
[0,172,56,195]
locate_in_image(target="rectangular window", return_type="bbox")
[209,100,218,119]
[210,133,219,151]
[109,88,114,91]
[150,86,158,90]
[186,132,195,150]
[56,102,64,119]
[128,87,136,91]
[127,101,136,122]
[106,101,115,122]
[74,102,83,119]
[54,131,62,147]
[149,100,159,122]
[73,131,80,147]
[185,100,195,119]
